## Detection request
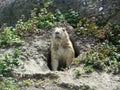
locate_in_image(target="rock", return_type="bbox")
[56,70,120,90]
[14,31,51,75]
[0,0,43,26]
[0,0,119,26]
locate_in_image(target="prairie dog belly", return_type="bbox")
[56,47,67,59]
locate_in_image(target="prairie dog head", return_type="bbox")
[52,27,69,40]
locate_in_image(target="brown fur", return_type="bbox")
[51,27,75,70]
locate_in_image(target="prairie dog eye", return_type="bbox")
[63,29,65,31]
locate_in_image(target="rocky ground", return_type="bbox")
[0,26,120,90]
[15,69,120,90]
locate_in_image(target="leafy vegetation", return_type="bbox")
[0,50,21,77]
[0,77,18,90]
[0,1,80,46]
[0,50,20,90]
[107,24,120,45]
[36,8,58,29]
[84,66,94,73]
[14,18,37,36]
[64,9,80,28]
[83,43,120,74]
[0,25,21,46]
[74,16,120,74]
[0,1,119,46]
[23,79,32,87]
[76,17,100,36]
[75,69,83,77]
[75,17,120,45]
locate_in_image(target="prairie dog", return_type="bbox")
[51,27,75,70]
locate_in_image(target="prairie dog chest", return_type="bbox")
[56,45,67,56]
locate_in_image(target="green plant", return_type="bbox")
[0,27,21,46]
[0,50,21,76]
[83,43,120,74]
[64,9,80,28]
[54,9,65,23]
[81,86,89,90]
[83,51,106,70]
[75,17,99,36]
[36,8,65,29]
[84,66,94,73]
[76,19,120,45]
[33,1,63,29]
[52,72,59,79]
[23,79,32,87]
[53,79,58,84]
[0,49,20,85]
[14,18,37,36]
[37,9,56,29]
[107,24,120,45]
[73,58,80,65]
[0,78,18,90]
[92,86,97,90]
[43,1,53,8]
[75,69,83,77]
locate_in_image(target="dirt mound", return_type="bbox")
[0,26,120,90]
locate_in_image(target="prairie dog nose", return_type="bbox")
[55,32,60,34]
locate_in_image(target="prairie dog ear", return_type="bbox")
[51,27,55,31]
[62,27,67,31]
[51,27,56,35]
